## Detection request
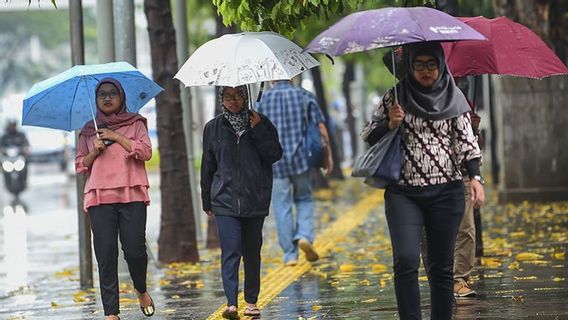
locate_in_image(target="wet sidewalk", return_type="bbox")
[1,176,567,319]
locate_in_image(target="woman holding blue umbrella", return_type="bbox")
[361,42,484,320]
[75,78,155,320]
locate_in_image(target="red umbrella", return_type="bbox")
[443,16,568,79]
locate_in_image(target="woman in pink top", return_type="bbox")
[75,78,155,320]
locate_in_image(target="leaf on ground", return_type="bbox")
[362,298,377,303]
[553,252,565,260]
[339,264,356,272]
[312,304,322,311]
[482,257,503,268]
[516,252,544,261]
[371,264,388,273]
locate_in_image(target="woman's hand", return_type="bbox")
[93,137,106,155]
[205,210,214,217]
[388,104,405,129]
[469,179,485,209]
[249,111,261,128]
[97,128,121,142]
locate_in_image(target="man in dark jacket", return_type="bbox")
[0,119,29,154]
[200,85,282,319]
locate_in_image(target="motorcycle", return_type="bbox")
[1,146,28,198]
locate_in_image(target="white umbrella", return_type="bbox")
[174,31,320,87]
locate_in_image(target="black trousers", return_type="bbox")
[216,215,265,308]
[385,181,464,320]
[88,202,148,316]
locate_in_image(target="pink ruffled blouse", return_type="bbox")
[75,120,152,212]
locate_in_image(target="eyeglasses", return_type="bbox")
[223,93,244,102]
[97,91,119,99]
[412,59,438,72]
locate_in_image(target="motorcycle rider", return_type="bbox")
[0,120,29,155]
[1,120,30,194]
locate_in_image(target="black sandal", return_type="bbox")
[137,291,155,317]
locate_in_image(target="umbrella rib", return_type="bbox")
[69,78,83,130]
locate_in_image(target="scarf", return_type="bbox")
[80,77,147,136]
[219,85,250,133]
[396,42,470,121]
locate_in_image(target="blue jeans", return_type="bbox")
[272,170,314,263]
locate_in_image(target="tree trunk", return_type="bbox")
[493,0,567,64]
[492,0,550,40]
[342,61,357,159]
[144,0,199,263]
[205,13,239,250]
[311,64,344,180]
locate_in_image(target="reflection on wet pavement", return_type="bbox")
[0,170,567,319]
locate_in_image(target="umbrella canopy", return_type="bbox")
[443,16,568,79]
[174,31,320,87]
[304,6,486,56]
[23,62,163,131]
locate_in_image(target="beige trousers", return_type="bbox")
[454,179,476,281]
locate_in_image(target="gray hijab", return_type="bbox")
[396,42,469,121]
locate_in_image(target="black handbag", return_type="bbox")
[352,127,402,188]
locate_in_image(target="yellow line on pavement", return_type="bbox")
[207,189,384,319]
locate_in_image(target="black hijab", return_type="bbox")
[396,42,469,121]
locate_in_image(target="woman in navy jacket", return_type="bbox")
[201,85,282,319]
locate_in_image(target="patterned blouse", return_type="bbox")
[361,89,481,187]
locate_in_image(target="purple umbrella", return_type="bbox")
[305,6,486,56]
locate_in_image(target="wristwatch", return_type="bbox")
[472,175,485,185]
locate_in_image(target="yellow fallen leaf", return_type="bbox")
[510,231,526,239]
[371,264,388,273]
[553,252,565,260]
[362,298,377,303]
[380,279,388,288]
[159,279,171,286]
[482,257,503,268]
[119,297,138,304]
[339,264,356,272]
[312,305,322,311]
[419,276,428,282]
[515,252,544,261]
[360,279,371,286]
[553,277,565,282]
[172,295,180,299]
[72,291,89,303]
[51,301,59,308]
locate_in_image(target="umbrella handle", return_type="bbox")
[256,82,265,103]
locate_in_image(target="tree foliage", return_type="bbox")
[212,0,363,37]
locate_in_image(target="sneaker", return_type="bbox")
[454,280,477,297]
[298,239,319,262]
[284,260,298,266]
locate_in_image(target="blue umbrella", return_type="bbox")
[22,61,163,131]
